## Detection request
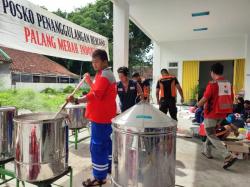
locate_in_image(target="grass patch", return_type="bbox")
[0,88,84,112]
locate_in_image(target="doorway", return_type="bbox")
[198,60,234,98]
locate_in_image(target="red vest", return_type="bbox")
[203,77,234,119]
[214,80,233,114]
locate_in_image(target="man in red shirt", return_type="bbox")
[68,49,117,186]
[198,63,236,169]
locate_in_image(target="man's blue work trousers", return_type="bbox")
[90,121,112,180]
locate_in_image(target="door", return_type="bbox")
[233,59,245,95]
[199,60,234,98]
[182,61,199,103]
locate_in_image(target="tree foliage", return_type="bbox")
[51,0,151,75]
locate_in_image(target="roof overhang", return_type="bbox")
[11,71,79,78]
[113,0,250,42]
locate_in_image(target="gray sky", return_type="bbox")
[28,0,96,12]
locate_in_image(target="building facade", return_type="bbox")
[0,46,79,91]
[111,0,250,102]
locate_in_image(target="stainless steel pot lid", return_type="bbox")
[112,102,177,130]
[0,106,16,112]
[14,112,68,124]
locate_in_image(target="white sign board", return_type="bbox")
[0,0,109,61]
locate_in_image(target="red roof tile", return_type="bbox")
[0,46,78,77]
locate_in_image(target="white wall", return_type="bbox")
[160,36,246,82]
[245,35,250,99]
[155,36,249,99]
[160,37,246,63]
[15,82,78,92]
[152,42,161,103]
[0,63,11,90]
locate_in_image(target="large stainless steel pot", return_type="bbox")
[112,102,177,187]
[14,112,69,182]
[0,106,16,162]
[64,103,89,129]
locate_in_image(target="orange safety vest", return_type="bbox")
[159,75,177,99]
[143,86,150,98]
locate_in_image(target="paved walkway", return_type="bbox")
[2,109,250,187]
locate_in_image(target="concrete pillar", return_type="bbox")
[245,35,250,99]
[152,41,161,103]
[113,0,129,80]
[0,63,11,90]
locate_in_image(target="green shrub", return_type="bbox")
[63,85,74,93]
[0,86,90,112]
[80,87,90,95]
[41,87,57,94]
[190,85,199,100]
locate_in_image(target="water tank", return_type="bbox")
[111,102,177,187]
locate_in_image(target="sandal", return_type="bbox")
[201,152,213,159]
[82,178,106,187]
[223,155,237,169]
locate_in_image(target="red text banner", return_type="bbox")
[0,0,109,61]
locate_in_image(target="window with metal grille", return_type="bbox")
[169,62,178,67]
[168,62,178,77]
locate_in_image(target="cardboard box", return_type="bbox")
[223,140,250,159]
[226,142,249,153]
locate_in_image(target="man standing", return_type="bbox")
[243,100,250,122]
[67,49,117,186]
[132,72,151,102]
[156,69,184,120]
[197,62,236,169]
[117,67,143,112]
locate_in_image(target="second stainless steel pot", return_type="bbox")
[14,112,69,182]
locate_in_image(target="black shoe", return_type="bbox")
[223,155,237,169]
[201,152,213,159]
